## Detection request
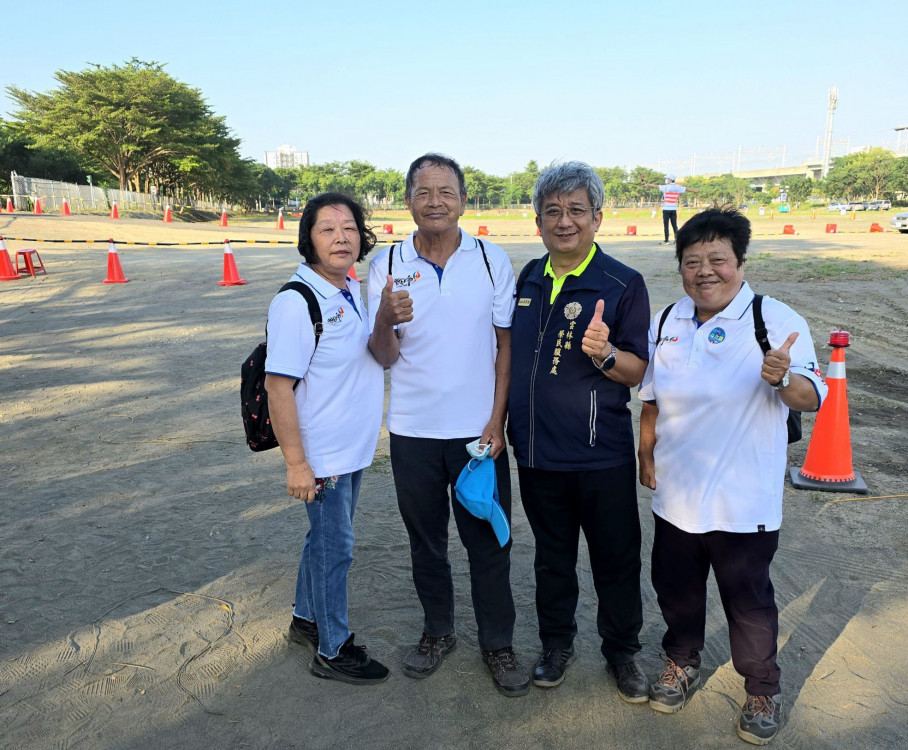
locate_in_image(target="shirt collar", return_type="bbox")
[293,262,354,299]
[543,244,597,281]
[399,229,474,262]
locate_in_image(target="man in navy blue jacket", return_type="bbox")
[508,161,651,700]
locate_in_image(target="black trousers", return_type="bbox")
[517,462,643,665]
[662,210,679,241]
[389,433,515,651]
[651,513,781,695]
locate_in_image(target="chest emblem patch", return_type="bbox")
[563,301,582,320]
[327,307,345,326]
[708,327,726,344]
[518,297,532,307]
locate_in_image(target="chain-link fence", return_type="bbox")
[7,172,224,213]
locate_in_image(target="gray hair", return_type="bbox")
[532,161,605,214]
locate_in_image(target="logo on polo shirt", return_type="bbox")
[394,270,421,287]
[327,307,345,325]
[563,301,582,320]
[658,335,678,345]
[708,327,726,344]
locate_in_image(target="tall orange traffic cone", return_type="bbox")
[789,330,868,493]
[102,240,129,283]
[5,197,13,213]
[163,204,173,223]
[109,201,119,219]
[62,198,71,216]
[217,240,247,286]
[219,209,228,227]
[34,197,42,215]
[276,210,285,230]
[348,265,358,280]
[0,237,22,281]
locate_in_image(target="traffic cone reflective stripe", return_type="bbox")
[0,237,22,281]
[218,240,247,286]
[789,330,867,493]
[102,240,129,283]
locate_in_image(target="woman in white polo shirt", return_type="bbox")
[637,206,827,745]
[264,192,388,685]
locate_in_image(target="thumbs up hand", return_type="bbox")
[376,274,413,327]
[581,299,612,362]
[761,332,798,385]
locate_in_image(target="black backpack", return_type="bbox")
[241,281,323,452]
[657,294,802,443]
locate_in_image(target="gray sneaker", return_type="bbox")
[737,693,782,745]
[649,658,700,713]
[481,646,530,697]
[403,633,457,679]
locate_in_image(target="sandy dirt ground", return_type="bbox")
[1,213,906,749]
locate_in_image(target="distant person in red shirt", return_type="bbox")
[641,175,699,245]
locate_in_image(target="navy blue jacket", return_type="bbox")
[508,246,650,471]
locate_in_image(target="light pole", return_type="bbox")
[822,87,838,178]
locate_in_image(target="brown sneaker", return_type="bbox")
[402,633,457,679]
[481,646,530,697]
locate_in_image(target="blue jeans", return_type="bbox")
[292,469,362,659]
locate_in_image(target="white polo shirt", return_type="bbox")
[368,230,516,438]
[638,281,827,534]
[265,263,383,477]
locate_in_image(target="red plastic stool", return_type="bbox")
[16,249,47,277]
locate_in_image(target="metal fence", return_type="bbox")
[7,172,223,213]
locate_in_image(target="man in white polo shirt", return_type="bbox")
[368,153,528,697]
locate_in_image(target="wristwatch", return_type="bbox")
[593,345,617,372]
[771,370,790,390]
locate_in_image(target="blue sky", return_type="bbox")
[3,1,905,176]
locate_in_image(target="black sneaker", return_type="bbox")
[737,693,782,745]
[402,632,457,679]
[532,646,575,688]
[310,633,390,685]
[649,658,700,713]
[607,659,649,703]
[288,616,319,650]
[481,646,530,697]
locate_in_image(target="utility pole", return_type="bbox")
[822,87,838,178]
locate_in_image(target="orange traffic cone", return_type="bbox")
[478,225,489,236]
[276,210,285,230]
[348,265,358,280]
[0,237,22,281]
[163,204,172,223]
[219,209,228,227]
[382,224,393,234]
[102,240,129,283]
[789,330,867,493]
[34,198,42,215]
[62,198,71,216]
[5,197,13,213]
[869,223,883,233]
[783,225,795,234]
[218,240,247,286]
[109,201,119,219]
[626,226,637,236]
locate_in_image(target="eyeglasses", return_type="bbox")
[541,206,594,222]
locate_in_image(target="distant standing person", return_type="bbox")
[265,192,389,685]
[368,153,528,696]
[640,174,699,245]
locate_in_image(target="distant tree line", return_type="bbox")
[3,60,906,210]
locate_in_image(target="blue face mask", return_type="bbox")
[466,438,491,460]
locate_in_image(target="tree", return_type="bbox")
[825,148,899,200]
[7,59,239,191]
[783,175,813,205]
[0,118,91,192]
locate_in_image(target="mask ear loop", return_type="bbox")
[467,458,482,472]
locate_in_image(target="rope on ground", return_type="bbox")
[826,493,908,504]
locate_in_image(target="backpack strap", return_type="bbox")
[279,280,323,351]
[388,244,398,276]
[476,238,494,287]
[657,302,676,341]
[752,294,771,355]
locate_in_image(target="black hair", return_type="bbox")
[675,204,750,267]
[405,153,466,200]
[297,192,376,264]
